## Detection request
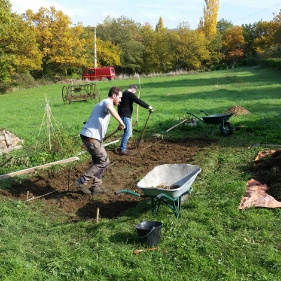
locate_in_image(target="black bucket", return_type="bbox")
[135,221,163,247]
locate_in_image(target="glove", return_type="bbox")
[148,106,154,113]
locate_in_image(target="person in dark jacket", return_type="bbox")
[117,84,154,155]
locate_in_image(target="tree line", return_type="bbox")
[1,0,281,87]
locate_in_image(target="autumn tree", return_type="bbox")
[139,24,158,74]
[82,26,121,67]
[199,0,219,38]
[0,0,12,81]
[175,23,210,70]
[96,39,121,67]
[206,33,224,67]
[3,13,42,74]
[272,12,281,47]
[252,20,280,58]
[273,26,281,47]
[23,6,87,77]
[155,17,164,32]
[222,25,245,64]
[140,22,182,73]
[97,16,144,74]
[151,18,179,73]
[217,18,233,33]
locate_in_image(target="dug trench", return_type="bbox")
[1,137,280,221]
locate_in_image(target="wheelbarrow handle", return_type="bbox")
[200,110,208,116]
[186,112,203,122]
[115,190,141,197]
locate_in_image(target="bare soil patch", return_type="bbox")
[0,138,213,221]
[1,138,280,220]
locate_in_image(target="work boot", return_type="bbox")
[119,149,131,156]
[90,186,109,195]
[74,179,91,194]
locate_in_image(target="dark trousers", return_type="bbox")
[81,138,110,187]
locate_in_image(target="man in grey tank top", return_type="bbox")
[75,86,125,195]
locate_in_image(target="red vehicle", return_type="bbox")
[82,67,116,80]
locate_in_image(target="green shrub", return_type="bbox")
[11,73,36,89]
[0,80,18,94]
[241,57,260,66]
[260,58,281,70]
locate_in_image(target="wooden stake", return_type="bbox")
[136,90,141,125]
[67,168,71,191]
[96,207,100,224]
[25,190,56,202]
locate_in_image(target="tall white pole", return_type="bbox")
[94,27,97,68]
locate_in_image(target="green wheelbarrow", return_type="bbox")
[115,164,201,218]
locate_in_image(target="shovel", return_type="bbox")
[103,128,119,142]
[136,112,152,147]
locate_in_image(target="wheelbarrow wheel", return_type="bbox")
[219,122,234,136]
[62,86,68,104]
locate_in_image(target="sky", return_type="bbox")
[9,0,281,29]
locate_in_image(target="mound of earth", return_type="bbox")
[0,138,213,221]
[224,105,250,116]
